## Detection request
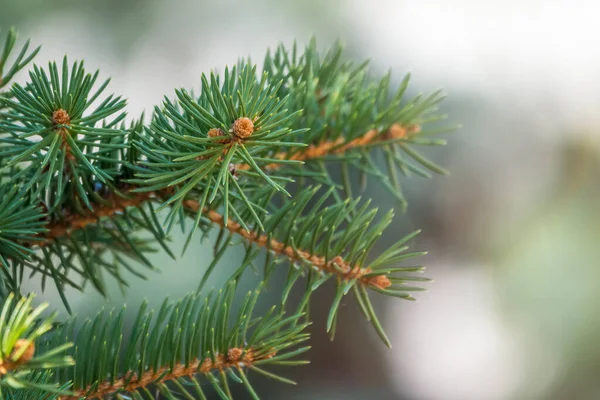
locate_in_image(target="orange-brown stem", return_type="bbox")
[33,189,389,289]
[62,347,273,400]
[183,200,390,288]
[235,123,418,172]
[42,190,153,243]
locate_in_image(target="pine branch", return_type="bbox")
[11,181,423,295]
[182,200,392,289]
[0,38,437,343]
[49,280,309,399]
[261,39,456,206]
[0,278,310,398]
[63,346,275,400]
[21,120,417,247]
[208,186,428,346]
[234,123,420,172]
[0,38,446,255]
[0,29,454,399]
[15,184,408,289]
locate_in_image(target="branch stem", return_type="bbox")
[62,348,273,400]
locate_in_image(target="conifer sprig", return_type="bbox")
[129,63,308,229]
[192,186,428,346]
[0,281,310,399]
[263,39,456,208]
[0,57,127,211]
[0,27,453,399]
[0,40,440,312]
[57,280,308,399]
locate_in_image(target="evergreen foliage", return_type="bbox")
[0,27,454,398]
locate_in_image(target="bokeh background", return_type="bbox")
[3,0,600,399]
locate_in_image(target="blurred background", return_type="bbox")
[3,0,600,398]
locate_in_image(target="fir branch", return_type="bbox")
[18,122,418,249]
[63,347,274,400]
[234,123,421,172]
[182,200,392,289]
[1,41,449,266]
[15,184,417,295]
[261,39,455,206]
[0,31,451,383]
[48,280,310,399]
[0,57,127,211]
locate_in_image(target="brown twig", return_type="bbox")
[43,189,153,243]
[184,200,391,289]
[33,188,390,289]
[235,123,418,171]
[62,347,273,400]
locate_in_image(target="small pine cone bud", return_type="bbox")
[52,109,71,126]
[368,274,392,289]
[227,347,243,362]
[330,255,349,272]
[207,128,225,137]
[331,256,344,266]
[231,117,254,139]
[12,339,35,364]
[387,123,407,139]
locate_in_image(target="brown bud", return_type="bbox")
[11,339,35,366]
[331,256,344,266]
[329,256,349,272]
[368,274,392,289]
[207,128,225,137]
[231,117,254,139]
[227,347,243,362]
[52,109,71,126]
[13,339,35,363]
